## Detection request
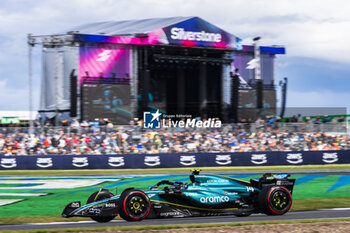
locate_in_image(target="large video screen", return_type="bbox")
[79,43,131,80]
[238,89,276,120]
[82,83,131,124]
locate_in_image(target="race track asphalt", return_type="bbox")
[1,209,350,231]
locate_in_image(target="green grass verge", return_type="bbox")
[1,164,350,176]
[1,218,350,233]
[1,172,350,223]
[292,197,350,211]
[1,165,349,225]
[1,197,349,225]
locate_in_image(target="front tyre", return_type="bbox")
[258,186,292,215]
[86,189,116,223]
[119,189,151,221]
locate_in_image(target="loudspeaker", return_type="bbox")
[70,69,77,117]
[231,73,240,122]
[256,79,263,109]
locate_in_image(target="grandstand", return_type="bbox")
[0,120,348,156]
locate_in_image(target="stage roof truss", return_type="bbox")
[28,34,76,47]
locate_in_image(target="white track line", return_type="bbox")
[27,220,124,225]
[319,208,350,211]
[0,193,47,196]
[0,199,22,206]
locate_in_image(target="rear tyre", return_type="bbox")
[258,186,292,215]
[119,189,151,221]
[86,189,116,223]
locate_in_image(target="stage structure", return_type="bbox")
[29,17,285,124]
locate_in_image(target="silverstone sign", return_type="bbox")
[0,150,349,170]
[170,27,222,42]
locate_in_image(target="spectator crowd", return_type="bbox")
[0,118,348,156]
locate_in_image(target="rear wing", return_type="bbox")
[250,173,296,193]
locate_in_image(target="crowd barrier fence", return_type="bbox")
[0,150,349,170]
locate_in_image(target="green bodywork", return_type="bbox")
[66,174,260,217]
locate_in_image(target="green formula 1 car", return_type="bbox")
[62,170,295,222]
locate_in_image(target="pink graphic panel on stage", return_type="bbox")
[79,44,131,82]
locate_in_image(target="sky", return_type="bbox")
[0,0,349,114]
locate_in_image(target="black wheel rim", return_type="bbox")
[270,190,289,211]
[126,195,149,217]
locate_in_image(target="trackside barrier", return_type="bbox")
[0,150,349,170]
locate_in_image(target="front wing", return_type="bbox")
[62,199,119,218]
